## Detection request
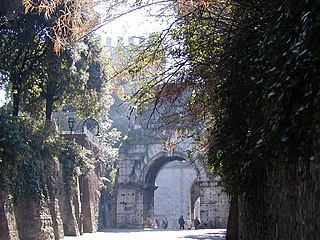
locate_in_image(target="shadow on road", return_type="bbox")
[64,228,227,240]
[182,229,226,240]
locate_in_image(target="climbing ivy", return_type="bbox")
[0,109,94,202]
[58,141,96,190]
[0,110,51,202]
[208,0,320,196]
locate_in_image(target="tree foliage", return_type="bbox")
[114,0,320,197]
[112,0,232,152]
[0,0,114,121]
[209,0,320,195]
[22,0,100,53]
[65,35,116,119]
[0,1,52,116]
[0,0,120,201]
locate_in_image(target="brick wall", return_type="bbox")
[0,159,104,239]
[0,190,19,240]
[236,160,320,239]
[14,199,55,240]
[82,171,101,233]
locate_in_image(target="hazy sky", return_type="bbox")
[0,2,174,106]
[0,90,4,106]
[96,2,173,45]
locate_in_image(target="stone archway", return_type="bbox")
[115,124,230,229]
[151,159,198,229]
[142,155,186,227]
[190,179,201,221]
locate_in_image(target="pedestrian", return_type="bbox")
[194,217,200,230]
[186,219,192,230]
[162,217,168,229]
[178,215,185,230]
[152,219,158,229]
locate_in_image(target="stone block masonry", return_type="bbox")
[14,199,55,240]
[116,125,230,229]
[0,158,105,239]
[0,190,19,240]
[234,160,320,239]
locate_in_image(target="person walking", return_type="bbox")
[152,219,158,229]
[194,217,201,230]
[162,217,168,229]
[178,215,185,230]
[186,219,192,230]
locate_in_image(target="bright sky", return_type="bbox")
[96,1,173,45]
[101,11,155,35]
[0,2,174,106]
[0,90,5,106]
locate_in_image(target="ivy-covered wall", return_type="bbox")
[0,156,106,240]
[207,1,320,239]
[264,161,320,239]
[0,111,107,239]
[236,160,320,240]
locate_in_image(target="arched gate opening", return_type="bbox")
[142,155,188,227]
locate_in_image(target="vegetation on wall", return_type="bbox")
[1,0,318,219]
[0,109,99,201]
[111,0,320,199]
[0,111,50,201]
[0,0,119,202]
[209,0,320,196]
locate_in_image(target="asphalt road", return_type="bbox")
[63,228,226,240]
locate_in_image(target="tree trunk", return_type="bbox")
[45,96,54,121]
[226,195,239,240]
[12,86,21,117]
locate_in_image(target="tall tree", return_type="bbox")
[22,0,100,53]
[0,1,115,121]
[0,1,51,116]
[112,0,232,148]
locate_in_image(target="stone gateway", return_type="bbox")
[115,117,230,229]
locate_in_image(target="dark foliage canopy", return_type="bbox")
[209,0,320,195]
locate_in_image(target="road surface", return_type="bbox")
[64,228,226,240]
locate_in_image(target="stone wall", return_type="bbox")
[82,171,101,233]
[0,190,19,240]
[0,160,105,240]
[116,125,230,229]
[116,183,144,228]
[60,188,80,236]
[199,176,230,228]
[264,161,320,240]
[47,160,65,239]
[236,160,320,239]
[14,200,55,240]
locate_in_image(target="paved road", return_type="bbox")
[64,229,226,240]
